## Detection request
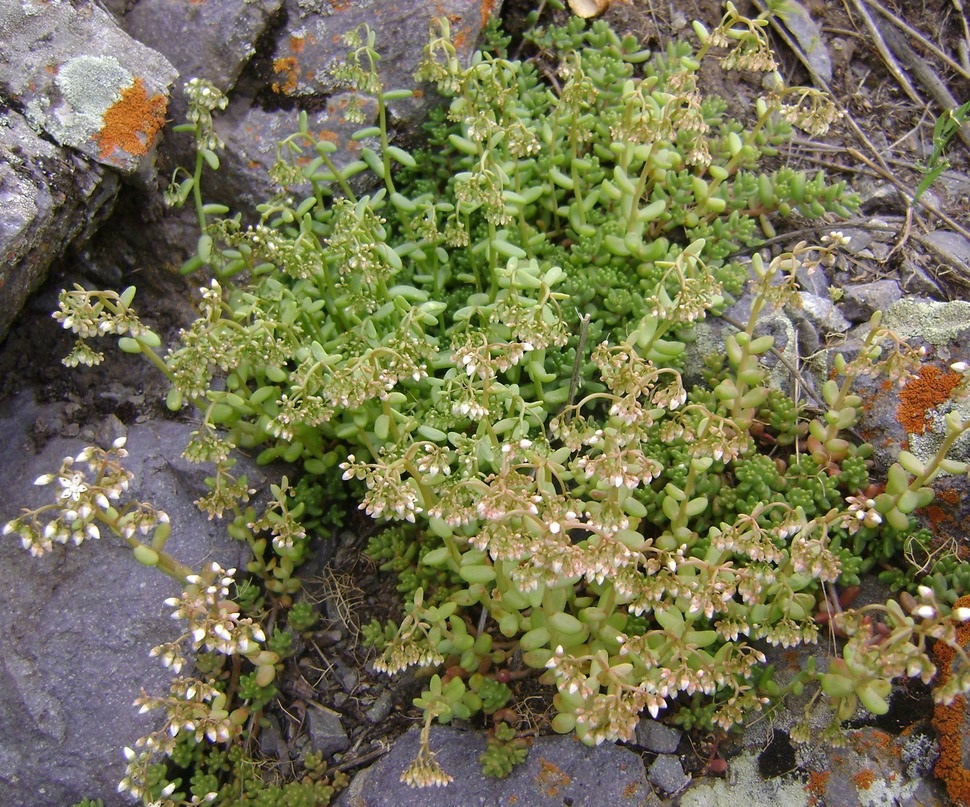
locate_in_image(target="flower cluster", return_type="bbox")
[150,563,266,672]
[4,439,142,556]
[183,77,228,152]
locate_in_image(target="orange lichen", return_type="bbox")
[289,35,306,53]
[932,594,970,807]
[95,78,167,161]
[805,769,829,806]
[939,488,961,506]
[272,57,299,95]
[480,0,499,27]
[849,727,895,757]
[897,365,961,435]
[854,769,876,790]
[534,758,571,797]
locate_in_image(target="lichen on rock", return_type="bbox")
[53,56,167,167]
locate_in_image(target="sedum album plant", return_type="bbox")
[9,4,970,799]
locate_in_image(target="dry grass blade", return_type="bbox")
[753,0,828,84]
[758,0,969,245]
[752,0,908,211]
[866,2,970,151]
[861,0,970,81]
[952,0,970,70]
[846,0,925,106]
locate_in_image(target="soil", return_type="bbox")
[2,0,969,799]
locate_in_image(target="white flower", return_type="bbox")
[57,472,88,502]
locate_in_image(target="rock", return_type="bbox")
[840,279,902,324]
[647,753,690,796]
[0,393,265,806]
[809,727,948,807]
[898,256,947,298]
[364,690,393,724]
[0,0,177,176]
[795,262,829,298]
[923,229,970,271]
[774,0,831,83]
[307,705,351,757]
[121,0,284,93]
[688,290,800,398]
[261,0,495,123]
[207,91,380,213]
[335,725,653,807]
[680,749,811,807]
[0,106,120,344]
[635,719,682,754]
[120,0,286,202]
[190,0,501,210]
[831,299,970,552]
[790,291,851,335]
[838,228,875,254]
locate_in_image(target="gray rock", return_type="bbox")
[923,229,970,271]
[0,0,177,176]
[839,279,902,324]
[208,92,379,212]
[836,298,970,484]
[635,719,682,754]
[807,726,948,807]
[838,228,874,254]
[790,291,851,335]
[0,106,120,344]
[689,289,800,398]
[335,725,653,807]
[680,750,810,807]
[795,262,829,298]
[121,0,283,93]
[0,393,262,806]
[263,0,494,122]
[647,753,690,796]
[892,255,945,298]
[307,705,351,757]
[364,689,393,724]
[192,0,500,211]
[775,0,831,83]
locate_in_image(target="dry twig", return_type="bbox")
[846,0,925,106]
[861,0,970,81]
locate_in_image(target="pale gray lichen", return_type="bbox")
[879,299,970,465]
[882,298,970,356]
[53,55,133,150]
[908,399,970,466]
[679,750,810,807]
